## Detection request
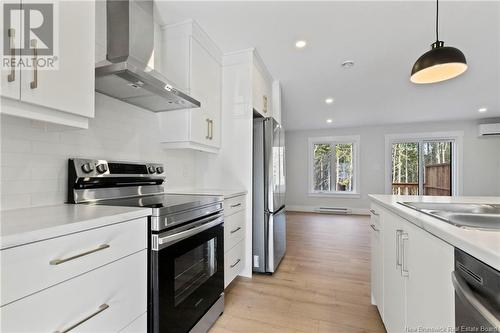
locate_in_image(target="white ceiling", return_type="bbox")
[155,1,500,131]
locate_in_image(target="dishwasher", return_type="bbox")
[452,248,500,332]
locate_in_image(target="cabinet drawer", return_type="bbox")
[224,210,245,253]
[224,195,246,217]
[224,240,244,288]
[120,312,147,333]
[0,250,147,333]
[1,218,147,306]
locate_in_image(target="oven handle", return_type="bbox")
[452,271,500,329]
[157,214,224,247]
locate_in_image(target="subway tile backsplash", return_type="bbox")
[1,93,197,210]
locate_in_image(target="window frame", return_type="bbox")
[308,135,361,198]
[384,131,463,196]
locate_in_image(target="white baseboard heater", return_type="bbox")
[315,207,352,215]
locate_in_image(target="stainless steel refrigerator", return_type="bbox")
[253,117,286,273]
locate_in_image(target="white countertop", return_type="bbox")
[369,195,500,271]
[0,205,151,250]
[164,188,247,199]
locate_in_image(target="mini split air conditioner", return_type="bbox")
[478,123,500,137]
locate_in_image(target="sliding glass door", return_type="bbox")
[391,140,453,196]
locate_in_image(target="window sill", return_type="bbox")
[308,192,361,199]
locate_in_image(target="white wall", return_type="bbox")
[0,93,197,210]
[285,119,500,212]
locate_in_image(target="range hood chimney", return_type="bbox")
[95,0,200,112]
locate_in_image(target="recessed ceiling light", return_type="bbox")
[326,119,333,123]
[341,60,355,68]
[295,40,307,48]
[478,107,488,113]
[325,98,334,104]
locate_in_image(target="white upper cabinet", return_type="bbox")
[252,55,273,118]
[1,0,95,129]
[272,80,282,124]
[157,20,222,153]
[0,2,21,100]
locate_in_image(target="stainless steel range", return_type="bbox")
[68,158,225,333]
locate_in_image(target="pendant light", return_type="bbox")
[410,0,467,84]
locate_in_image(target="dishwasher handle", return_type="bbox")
[452,271,500,329]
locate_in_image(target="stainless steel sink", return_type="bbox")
[398,202,500,231]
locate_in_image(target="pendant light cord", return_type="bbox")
[436,0,439,42]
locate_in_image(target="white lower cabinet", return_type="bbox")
[0,250,147,333]
[376,205,455,333]
[119,312,147,333]
[223,194,246,288]
[0,219,148,333]
[369,204,384,318]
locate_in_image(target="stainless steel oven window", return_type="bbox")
[174,238,218,306]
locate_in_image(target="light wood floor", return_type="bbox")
[210,212,386,333]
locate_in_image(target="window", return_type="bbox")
[386,132,462,196]
[308,136,360,196]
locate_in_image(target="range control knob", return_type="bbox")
[156,166,164,174]
[81,163,94,173]
[148,166,156,174]
[96,164,108,174]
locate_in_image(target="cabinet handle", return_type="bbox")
[401,232,409,277]
[230,258,241,268]
[263,95,268,113]
[209,119,214,140]
[55,304,109,333]
[396,229,402,270]
[7,28,15,82]
[49,244,110,265]
[230,203,242,208]
[230,227,242,234]
[30,39,38,89]
[206,118,210,139]
[369,209,379,216]
[370,224,379,232]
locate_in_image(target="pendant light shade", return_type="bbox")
[410,0,467,84]
[410,41,467,84]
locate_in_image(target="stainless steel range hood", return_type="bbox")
[95,0,200,112]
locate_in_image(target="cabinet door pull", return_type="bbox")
[49,244,110,265]
[230,203,242,208]
[206,118,210,139]
[369,209,379,216]
[230,227,242,234]
[401,232,409,277]
[396,230,402,270]
[55,304,109,333]
[30,39,38,89]
[7,28,15,82]
[230,258,241,268]
[209,119,214,140]
[370,224,379,232]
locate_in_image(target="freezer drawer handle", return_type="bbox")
[49,244,110,265]
[452,271,500,329]
[230,227,242,234]
[55,303,109,333]
[7,29,15,82]
[230,258,241,268]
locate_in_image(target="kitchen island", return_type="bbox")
[368,195,500,333]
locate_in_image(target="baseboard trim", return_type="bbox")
[286,205,370,216]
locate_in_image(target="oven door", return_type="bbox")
[150,214,224,333]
